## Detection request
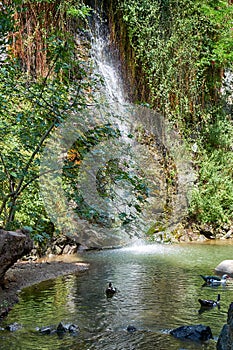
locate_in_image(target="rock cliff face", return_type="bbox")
[217,302,233,350]
[0,229,33,285]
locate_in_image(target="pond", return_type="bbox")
[1,240,233,350]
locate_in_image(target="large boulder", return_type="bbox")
[215,260,233,276]
[217,302,233,350]
[170,324,213,343]
[0,229,33,285]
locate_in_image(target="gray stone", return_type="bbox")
[127,325,137,333]
[215,260,233,276]
[170,324,213,343]
[68,324,79,334]
[217,302,233,349]
[38,322,79,336]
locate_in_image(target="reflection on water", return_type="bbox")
[1,241,233,349]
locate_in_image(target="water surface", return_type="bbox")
[1,241,233,349]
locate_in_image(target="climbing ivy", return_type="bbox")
[110,0,233,228]
[119,0,233,123]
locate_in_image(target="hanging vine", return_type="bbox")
[3,0,90,77]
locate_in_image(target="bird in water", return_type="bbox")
[198,294,220,308]
[105,282,117,297]
[200,274,229,286]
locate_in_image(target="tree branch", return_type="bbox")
[14,121,57,197]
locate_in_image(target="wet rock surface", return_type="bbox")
[170,324,213,343]
[217,302,233,350]
[1,321,79,336]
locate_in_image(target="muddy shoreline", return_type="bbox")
[0,256,89,318]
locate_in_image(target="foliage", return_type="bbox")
[1,0,233,240]
[189,112,233,224]
[0,0,148,242]
[120,0,232,119]
[0,1,92,242]
[0,64,91,232]
[200,1,233,65]
[3,0,91,77]
[116,0,233,228]
[66,5,91,19]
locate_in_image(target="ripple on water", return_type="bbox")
[1,242,232,350]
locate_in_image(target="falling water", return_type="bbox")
[79,10,195,242]
[88,12,131,141]
[40,6,195,247]
[90,15,126,106]
[82,12,155,241]
[72,12,195,245]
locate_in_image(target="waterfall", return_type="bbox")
[90,18,126,106]
[88,13,131,140]
[86,12,196,239]
[79,13,169,241]
[40,7,195,248]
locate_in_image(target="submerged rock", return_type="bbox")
[170,324,213,343]
[68,324,79,334]
[57,322,67,334]
[57,322,79,334]
[0,306,12,319]
[127,325,137,333]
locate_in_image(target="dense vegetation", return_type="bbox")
[110,0,233,228]
[0,0,149,246]
[0,0,93,244]
[0,0,233,247]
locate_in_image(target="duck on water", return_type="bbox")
[198,294,220,308]
[200,274,229,286]
[105,282,117,297]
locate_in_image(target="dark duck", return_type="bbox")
[105,282,116,297]
[198,294,220,313]
[200,274,229,286]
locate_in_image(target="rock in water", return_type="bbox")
[215,260,233,275]
[127,325,137,333]
[39,326,53,335]
[170,324,213,342]
[217,302,233,350]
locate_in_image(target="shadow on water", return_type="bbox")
[1,241,233,349]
